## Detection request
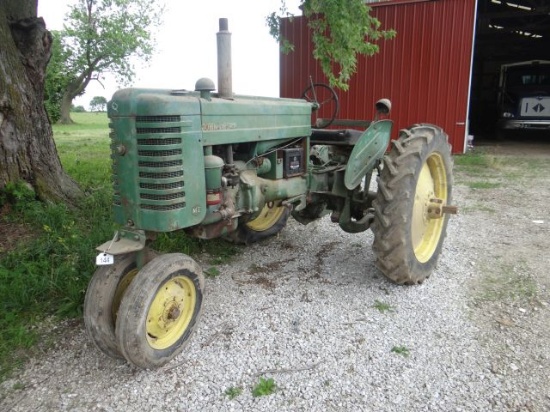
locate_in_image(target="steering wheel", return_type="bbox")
[301,81,339,128]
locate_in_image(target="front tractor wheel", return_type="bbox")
[372,125,454,284]
[228,200,290,244]
[115,253,204,369]
[83,249,157,359]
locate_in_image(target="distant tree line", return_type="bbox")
[89,96,107,112]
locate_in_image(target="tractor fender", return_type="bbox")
[344,120,393,190]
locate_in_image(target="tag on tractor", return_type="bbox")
[96,253,114,266]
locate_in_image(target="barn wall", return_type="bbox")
[280,0,477,153]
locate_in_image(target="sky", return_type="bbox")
[37,0,302,109]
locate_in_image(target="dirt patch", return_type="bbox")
[474,133,550,156]
[454,143,550,405]
[232,274,276,290]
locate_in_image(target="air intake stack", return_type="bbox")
[217,18,232,99]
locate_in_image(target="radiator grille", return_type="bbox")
[136,115,181,123]
[137,127,181,134]
[140,181,184,190]
[137,138,182,146]
[138,160,183,168]
[139,170,184,179]
[140,192,185,201]
[111,115,187,214]
[110,128,120,207]
[140,202,186,211]
[138,149,182,157]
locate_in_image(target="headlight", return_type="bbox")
[501,112,514,118]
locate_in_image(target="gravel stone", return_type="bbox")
[1,144,549,411]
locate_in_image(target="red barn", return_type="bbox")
[279,0,550,153]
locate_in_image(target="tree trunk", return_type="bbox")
[59,70,94,125]
[0,2,82,204]
[59,89,75,125]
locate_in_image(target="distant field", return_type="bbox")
[53,112,111,188]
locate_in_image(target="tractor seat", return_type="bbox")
[310,128,363,146]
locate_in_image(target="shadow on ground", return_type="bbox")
[472,130,550,156]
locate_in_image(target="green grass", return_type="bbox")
[455,149,550,191]
[455,148,550,177]
[0,176,114,379]
[11,382,25,390]
[475,261,537,304]
[391,345,410,357]
[460,203,497,214]
[252,377,277,397]
[52,112,112,189]
[454,150,491,167]
[467,182,502,190]
[224,386,243,400]
[150,231,238,261]
[0,112,238,381]
[454,150,504,178]
[204,267,221,278]
[372,300,394,313]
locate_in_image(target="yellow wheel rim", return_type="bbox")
[246,202,285,232]
[412,153,448,263]
[146,276,196,350]
[112,268,138,320]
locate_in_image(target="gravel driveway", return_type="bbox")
[1,143,549,411]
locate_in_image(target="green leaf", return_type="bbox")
[267,0,396,90]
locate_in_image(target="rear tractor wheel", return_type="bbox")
[115,253,205,369]
[372,124,456,284]
[227,200,290,244]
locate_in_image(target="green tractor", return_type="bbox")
[84,19,456,369]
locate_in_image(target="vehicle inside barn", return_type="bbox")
[470,0,550,140]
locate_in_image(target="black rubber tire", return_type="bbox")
[83,249,157,359]
[372,124,453,284]
[227,201,290,245]
[115,253,204,369]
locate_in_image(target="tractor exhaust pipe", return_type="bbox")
[217,18,232,99]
